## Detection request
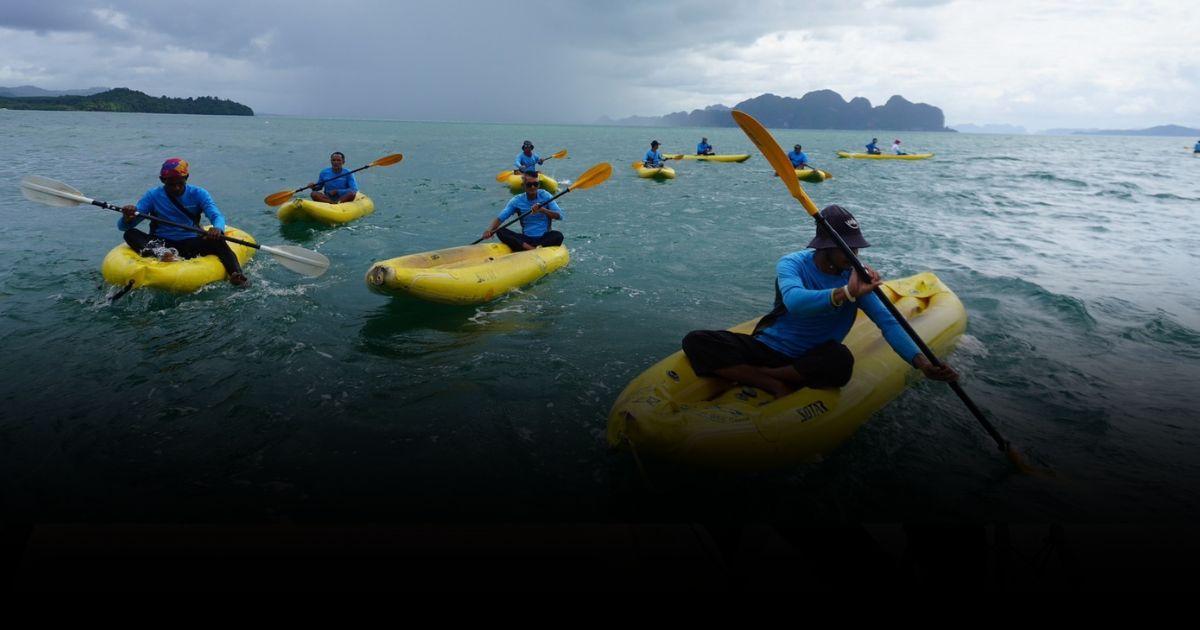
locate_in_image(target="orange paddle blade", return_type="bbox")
[264,189,297,207]
[569,163,612,190]
[549,149,568,160]
[731,110,819,216]
[370,153,404,167]
[496,170,516,182]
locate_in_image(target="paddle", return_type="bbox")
[264,153,403,206]
[21,175,330,277]
[474,162,612,245]
[731,109,1041,474]
[631,155,678,174]
[495,149,569,182]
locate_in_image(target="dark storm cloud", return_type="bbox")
[0,5,100,32]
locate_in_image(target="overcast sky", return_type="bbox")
[2,0,1197,130]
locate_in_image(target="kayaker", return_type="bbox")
[118,158,248,287]
[644,140,666,168]
[309,152,359,204]
[514,140,544,173]
[697,137,715,155]
[681,205,957,398]
[892,139,907,155]
[1193,140,1200,153]
[788,144,811,169]
[866,138,881,155]
[480,171,564,251]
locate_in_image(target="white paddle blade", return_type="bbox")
[261,245,331,277]
[20,175,89,207]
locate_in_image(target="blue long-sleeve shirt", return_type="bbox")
[754,250,922,363]
[515,152,542,172]
[316,167,359,198]
[1194,142,1200,152]
[866,141,879,153]
[788,150,810,168]
[117,185,226,242]
[498,189,563,238]
[697,141,713,154]
[643,149,664,167]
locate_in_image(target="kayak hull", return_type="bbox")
[100,226,257,293]
[677,154,751,163]
[498,171,560,194]
[606,273,966,471]
[795,168,832,182]
[277,193,375,225]
[634,163,676,179]
[366,243,570,305]
[837,151,933,160]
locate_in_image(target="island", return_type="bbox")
[598,90,951,132]
[0,88,253,116]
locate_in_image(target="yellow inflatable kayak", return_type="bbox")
[795,168,833,182]
[365,242,570,305]
[100,227,257,293]
[633,162,676,179]
[607,273,966,471]
[277,193,375,225]
[675,154,751,163]
[837,151,933,160]
[498,171,560,194]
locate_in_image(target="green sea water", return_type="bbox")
[2,110,1199,523]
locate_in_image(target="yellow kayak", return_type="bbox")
[498,171,560,194]
[365,242,570,305]
[277,193,375,225]
[607,273,966,471]
[100,227,257,293]
[837,151,933,160]
[633,162,676,179]
[795,168,833,182]
[675,154,751,163]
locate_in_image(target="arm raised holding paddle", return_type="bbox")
[476,163,612,248]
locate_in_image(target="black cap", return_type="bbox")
[807,205,870,250]
[794,144,801,149]
[522,140,534,149]
[651,140,660,146]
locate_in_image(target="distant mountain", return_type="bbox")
[1069,124,1200,137]
[601,90,952,131]
[0,85,109,98]
[0,87,253,116]
[951,123,1027,134]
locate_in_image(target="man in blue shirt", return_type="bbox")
[682,205,956,398]
[866,138,881,154]
[514,140,544,173]
[644,140,666,167]
[480,171,564,251]
[309,151,359,204]
[118,158,248,287]
[1194,140,1200,153]
[788,144,811,168]
[697,137,714,155]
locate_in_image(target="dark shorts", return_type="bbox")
[681,330,854,388]
[495,228,564,250]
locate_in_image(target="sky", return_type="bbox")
[1,0,1197,130]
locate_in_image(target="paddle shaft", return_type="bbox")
[815,212,1009,452]
[95,198,262,251]
[297,164,372,194]
[473,185,574,245]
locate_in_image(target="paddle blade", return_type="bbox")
[21,175,88,207]
[264,189,297,207]
[496,170,515,182]
[550,149,568,159]
[370,153,404,167]
[569,163,613,190]
[631,161,643,169]
[260,245,331,277]
[730,110,820,216]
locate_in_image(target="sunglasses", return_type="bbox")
[523,181,540,188]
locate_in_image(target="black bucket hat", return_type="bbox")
[522,140,534,150]
[807,205,870,250]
